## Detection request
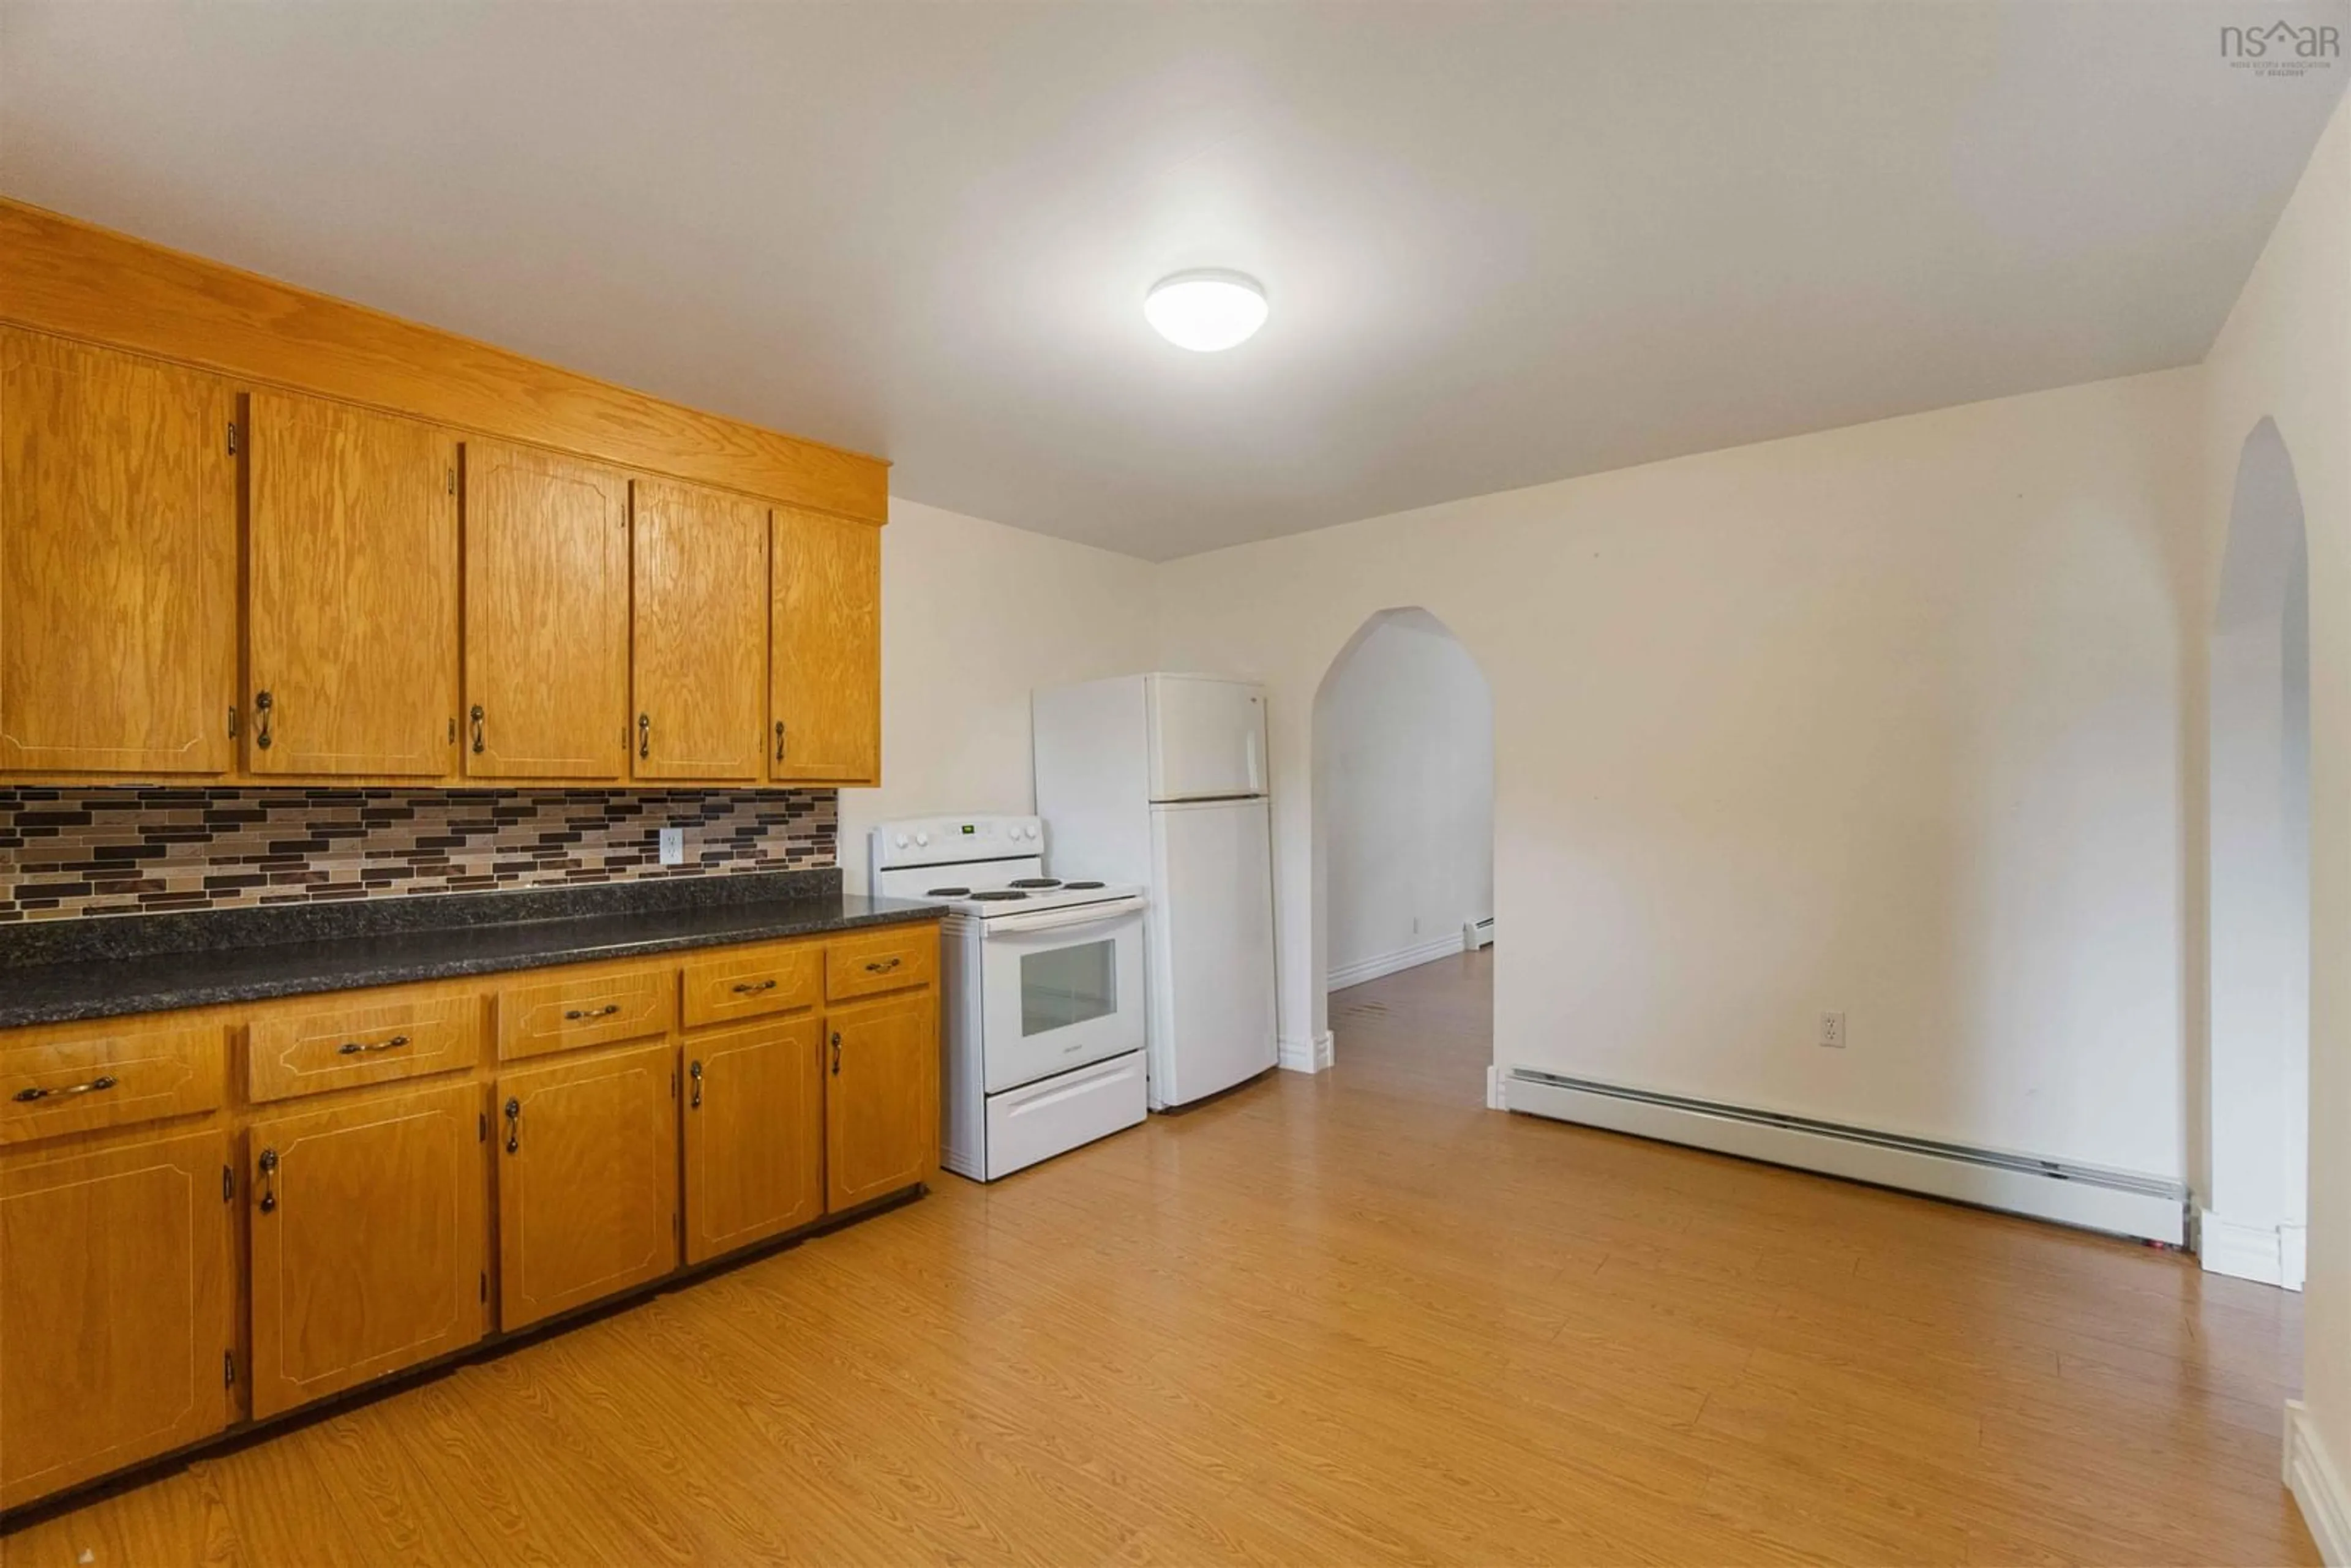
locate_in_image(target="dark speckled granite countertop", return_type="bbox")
[0,870,944,1029]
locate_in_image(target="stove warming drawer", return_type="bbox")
[973,1050,1147,1181]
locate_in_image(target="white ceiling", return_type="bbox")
[3,2,2344,560]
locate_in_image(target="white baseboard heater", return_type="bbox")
[1463,916,1494,951]
[1503,1068,2188,1245]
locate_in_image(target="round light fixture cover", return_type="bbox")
[1145,270,1269,351]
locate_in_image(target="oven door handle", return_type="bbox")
[980,896,1147,937]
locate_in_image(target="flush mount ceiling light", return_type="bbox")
[1144,270,1268,351]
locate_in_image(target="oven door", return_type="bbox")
[978,896,1147,1094]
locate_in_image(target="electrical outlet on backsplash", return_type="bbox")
[0,787,838,921]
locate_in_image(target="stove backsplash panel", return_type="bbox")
[0,787,838,922]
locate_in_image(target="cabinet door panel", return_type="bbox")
[0,1128,231,1509]
[497,1041,677,1330]
[463,441,629,779]
[825,990,937,1213]
[631,478,765,781]
[683,1015,823,1264]
[0,329,236,775]
[249,389,457,776]
[769,506,879,784]
[247,1081,485,1419]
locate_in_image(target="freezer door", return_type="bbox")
[1147,798,1279,1107]
[1147,675,1266,801]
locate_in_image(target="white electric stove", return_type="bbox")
[870,814,1147,1181]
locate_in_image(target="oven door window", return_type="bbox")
[1021,939,1119,1036]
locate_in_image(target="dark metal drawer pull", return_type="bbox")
[504,1097,521,1154]
[12,1073,119,1103]
[863,957,902,974]
[257,1147,279,1213]
[689,1059,703,1109]
[337,1033,412,1056]
[730,979,778,995]
[254,689,274,751]
[563,1004,623,1022]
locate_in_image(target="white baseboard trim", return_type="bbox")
[1503,1067,2186,1244]
[1277,1030,1335,1074]
[1485,1063,1506,1111]
[1329,933,1468,991]
[2287,1400,2350,1566]
[2201,1209,2303,1290]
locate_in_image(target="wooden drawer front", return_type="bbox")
[247,991,482,1103]
[682,942,822,1029]
[498,967,675,1062]
[824,924,937,1004]
[0,1023,224,1146]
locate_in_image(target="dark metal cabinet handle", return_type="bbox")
[470,705,486,755]
[336,1033,411,1056]
[504,1097,521,1154]
[689,1060,703,1110]
[864,957,902,974]
[730,978,778,995]
[253,689,274,751]
[830,1030,842,1076]
[563,1003,622,1022]
[638,713,651,760]
[257,1147,279,1213]
[774,720,787,762]
[12,1073,119,1103]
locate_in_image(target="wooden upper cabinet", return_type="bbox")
[630,478,766,781]
[0,329,237,775]
[824,989,937,1214]
[497,1041,678,1331]
[770,506,880,785]
[682,1015,825,1264]
[247,390,457,777]
[463,441,629,779]
[1,1127,233,1510]
[247,1081,486,1419]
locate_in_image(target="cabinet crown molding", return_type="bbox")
[0,197,888,524]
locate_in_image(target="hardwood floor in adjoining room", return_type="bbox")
[1,948,2314,1567]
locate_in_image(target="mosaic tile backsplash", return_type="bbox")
[0,787,838,921]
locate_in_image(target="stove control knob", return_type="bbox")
[915,831,931,847]
[893,834,908,849]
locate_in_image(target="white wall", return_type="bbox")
[1157,367,2202,1179]
[1317,610,1494,987]
[2199,87,2351,1546]
[836,497,1159,891]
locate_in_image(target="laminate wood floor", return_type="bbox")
[2,950,2315,1566]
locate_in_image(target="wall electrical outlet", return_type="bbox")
[1819,1011,1847,1049]
[658,827,686,866]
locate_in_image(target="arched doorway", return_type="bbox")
[2206,417,2312,1289]
[1310,607,1495,1101]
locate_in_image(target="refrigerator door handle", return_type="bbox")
[1245,727,1263,794]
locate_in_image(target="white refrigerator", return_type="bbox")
[1033,674,1278,1109]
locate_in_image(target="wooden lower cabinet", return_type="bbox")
[0,1127,233,1510]
[0,919,939,1512]
[824,990,939,1213]
[247,1081,487,1419]
[497,1040,678,1330]
[683,1015,826,1264]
